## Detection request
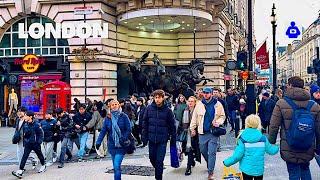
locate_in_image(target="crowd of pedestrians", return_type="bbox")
[8,76,320,180]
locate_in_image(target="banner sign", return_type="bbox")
[256,41,269,64]
[260,62,270,70]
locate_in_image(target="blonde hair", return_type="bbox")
[245,114,262,130]
[188,96,197,102]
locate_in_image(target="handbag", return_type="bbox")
[222,166,243,180]
[121,133,136,154]
[12,121,24,144]
[210,125,226,136]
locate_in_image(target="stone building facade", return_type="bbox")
[0,0,249,107]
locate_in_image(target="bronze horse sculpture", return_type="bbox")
[127,52,214,98]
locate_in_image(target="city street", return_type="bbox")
[1,127,319,180]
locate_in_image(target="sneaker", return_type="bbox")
[46,162,53,167]
[32,160,38,170]
[66,155,72,162]
[58,163,64,168]
[52,152,57,163]
[78,158,83,162]
[185,168,192,176]
[38,165,46,173]
[12,170,23,179]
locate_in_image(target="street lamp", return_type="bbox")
[271,3,277,92]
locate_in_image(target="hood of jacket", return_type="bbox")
[285,87,310,101]
[240,128,263,143]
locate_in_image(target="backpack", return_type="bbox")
[284,97,315,151]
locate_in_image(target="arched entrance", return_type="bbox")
[0,15,70,117]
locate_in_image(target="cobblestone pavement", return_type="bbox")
[0,127,319,180]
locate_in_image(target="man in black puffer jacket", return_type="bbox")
[72,104,92,160]
[12,111,46,178]
[142,89,176,180]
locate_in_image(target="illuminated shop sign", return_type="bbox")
[18,22,108,39]
[14,54,45,73]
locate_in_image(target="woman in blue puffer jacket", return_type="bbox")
[96,100,131,180]
[223,114,279,180]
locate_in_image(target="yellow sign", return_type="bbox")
[14,54,45,73]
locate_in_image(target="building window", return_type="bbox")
[0,16,69,59]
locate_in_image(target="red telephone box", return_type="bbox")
[42,81,71,118]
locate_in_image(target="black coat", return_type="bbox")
[73,112,92,133]
[142,102,176,144]
[23,120,44,146]
[258,98,276,125]
[40,118,58,142]
[58,113,74,138]
[136,105,146,127]
[226,95,239,112]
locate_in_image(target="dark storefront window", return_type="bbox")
[0,34,10,48]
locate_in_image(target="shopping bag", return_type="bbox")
[222,166,243,180]
[170,143,180,168]
[315,153,320,167]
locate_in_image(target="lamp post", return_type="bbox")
[271,3,277,92]
[245,0,256,115]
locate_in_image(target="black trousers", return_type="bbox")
[149,142,167,180]
[242,172,263,180]
[20,143,45,170]
[132,124,142,144]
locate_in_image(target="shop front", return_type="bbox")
[0,54,69,117]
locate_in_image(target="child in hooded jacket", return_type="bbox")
[223,114,279,180]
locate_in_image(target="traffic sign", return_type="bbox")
[226,60,237,70]
[74,6,93,15]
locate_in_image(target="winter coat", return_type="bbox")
[174,103,187,126]
[190,99,225,134]
[142,102,176,144]
[58,113,75,138]
[40,118,58,142]
[268,87,320,164]
[96,112,131,155]
[73,112,92,134]
[224,128,279,176]
[85,111,104,131]
[226,94,239,112]
[258,98,276,126]
[23,120,44,146]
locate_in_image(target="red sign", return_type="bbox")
[224,75,232,80]
[256,41,269,64]
[260,62,270,69]
[241,71,249,80]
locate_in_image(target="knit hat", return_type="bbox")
[310,84,320,95]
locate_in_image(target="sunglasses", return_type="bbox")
[203,92,211,94]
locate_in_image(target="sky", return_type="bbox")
[254,0,320,50]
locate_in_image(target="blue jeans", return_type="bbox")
[111,153,125,180]
[199,133,218,174]
[149,142,167,180]
[77,132,89,158]
[59,137,74,163]
[286,162,311,180]
[229,110,239,136]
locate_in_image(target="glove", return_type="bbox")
[95,144,101,150]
